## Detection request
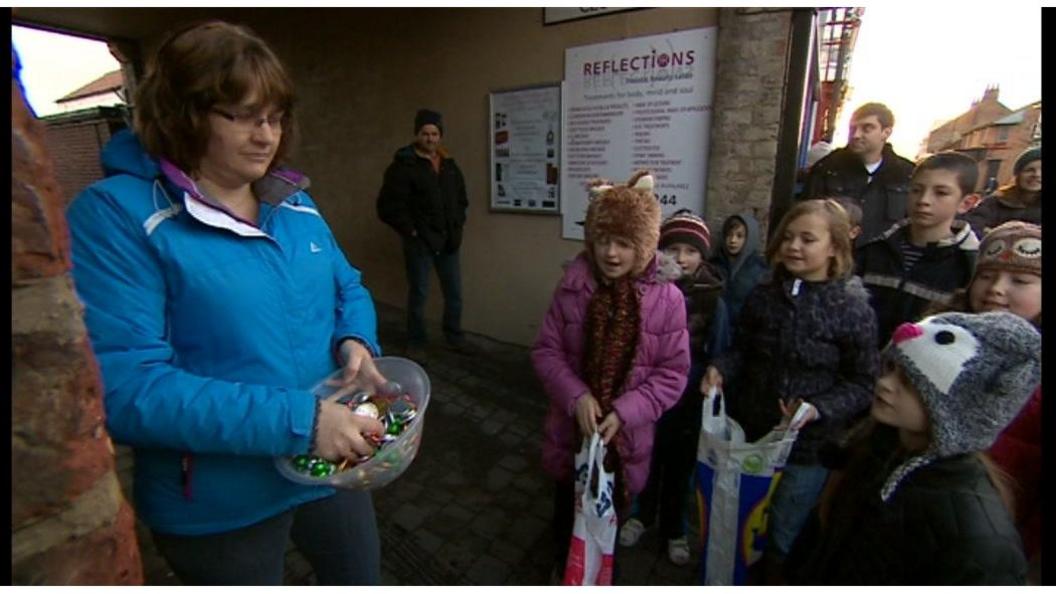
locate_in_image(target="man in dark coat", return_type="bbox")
[803,102,915,246]
[377,109,470,353]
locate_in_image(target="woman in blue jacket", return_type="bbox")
[67,21,384,585]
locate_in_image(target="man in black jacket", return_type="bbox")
[377,109,470,353]
[803,103,915,246]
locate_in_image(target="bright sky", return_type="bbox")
[830,3,1042,160]
[12,24,121,117]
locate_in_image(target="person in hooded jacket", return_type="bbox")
[710,211,769,324]
[787,312,1038,585]
[65,21,385,585]
[961,146,1041,236]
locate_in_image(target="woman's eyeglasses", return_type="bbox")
[211,107,284,132]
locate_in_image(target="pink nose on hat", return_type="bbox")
[892,322,924,345]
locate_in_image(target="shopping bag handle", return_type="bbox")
[786,400,815,431]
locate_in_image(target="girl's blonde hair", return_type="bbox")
[765,199,855,280]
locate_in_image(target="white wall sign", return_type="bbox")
[489,84,562,214]
[560,27,717,240]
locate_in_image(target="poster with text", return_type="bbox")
[489,84,561,214]
[561,28,717,240]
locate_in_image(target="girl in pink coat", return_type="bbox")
[531,171,690,580]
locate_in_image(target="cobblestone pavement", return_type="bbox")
[116,303,702,585]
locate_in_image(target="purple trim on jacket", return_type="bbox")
[158,158,311,228]
[531,251,690,495]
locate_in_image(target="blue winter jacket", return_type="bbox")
[66,130,381,535]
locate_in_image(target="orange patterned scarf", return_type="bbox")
[583,274,640,514]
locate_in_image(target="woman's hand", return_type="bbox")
[338,338,387,392]
[312,397,385,461]
[574,393,601,437]
[597,411,623,445]
[699,365,724,395]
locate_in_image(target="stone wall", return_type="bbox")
[705,8,793,241]
[11,50,142,585]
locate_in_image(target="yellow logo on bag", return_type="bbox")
[741,472,783,564]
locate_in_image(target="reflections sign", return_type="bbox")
[561,28,717,240]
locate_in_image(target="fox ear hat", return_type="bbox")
[584,171,661,276]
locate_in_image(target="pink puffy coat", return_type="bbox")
[531,251,690,495]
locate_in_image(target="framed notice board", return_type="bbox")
[488,83,561,214]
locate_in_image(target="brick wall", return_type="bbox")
[705,8,793,239]
[994,106,1041,187]
[42,112,125,205]
[11,51,143,585]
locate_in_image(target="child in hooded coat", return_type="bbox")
[788,311,1039,585]
[711,211,770,323]
[531,172,691,581]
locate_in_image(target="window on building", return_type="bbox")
[997,126,1010,143]
[986,159,1001,183]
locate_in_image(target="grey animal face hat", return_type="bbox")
[879,311,1041,502]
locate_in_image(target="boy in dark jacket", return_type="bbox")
[856,151,981,347]
[788,311,1039,585]
[619,209,731,565]
[711,212,769,323]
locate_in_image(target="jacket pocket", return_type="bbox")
[885,184,908,221]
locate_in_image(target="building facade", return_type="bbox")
[924,87,1040,192]
[16,7,820,346]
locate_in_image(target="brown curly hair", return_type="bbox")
[133,20,297,175]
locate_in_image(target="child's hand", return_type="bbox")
[777,398,818,430]
[575,393,602,436]
[598,411,623,445]
[700,366,723,395]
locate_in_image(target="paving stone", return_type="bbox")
[492,409,518,425]
[391,502,430,531]
[413,530,445,554]
[469,508,507,538]
[524,497,551,522]
[496,454,528,473]
[443,504,475,523]
[513,473,544,492]
[498,432,522,448]
[507,515,548,544]
[479,418,504,436]
[380,568,400,585]
[466,555,511,585]
[488,540,527,566]
[484,467,512,491]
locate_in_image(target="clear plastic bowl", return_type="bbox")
[275,356,430,490]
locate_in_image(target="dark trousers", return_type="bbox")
[151,490,380,585]
[634,397,700,540]
[402,236,462,344]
